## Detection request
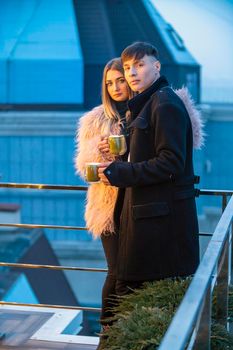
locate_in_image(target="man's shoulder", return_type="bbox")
[151,86,180,105]
[148,87,190,128]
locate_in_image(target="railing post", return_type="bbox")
[192,283,211,350]
[222,194,228,212]
[231,223,233,284]
[230,223,233,335]
[229,221,233,285]
[215,234,229,328]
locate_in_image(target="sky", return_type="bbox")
[152,0,233,103]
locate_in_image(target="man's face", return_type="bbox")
[123,55,161,93]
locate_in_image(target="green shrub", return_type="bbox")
[103,306,171,350]
[101,279,233,350]
[110,278,191,316]
[211,322,233,350]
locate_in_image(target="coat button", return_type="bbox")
[106,170,111,175]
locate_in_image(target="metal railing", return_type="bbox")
[1,182,233,347]
[0,182,103,313]
[159,191,233,350]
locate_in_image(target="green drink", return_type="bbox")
[108,135,127,156]
[85,163,100,183]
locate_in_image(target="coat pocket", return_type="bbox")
[132,202,170,220]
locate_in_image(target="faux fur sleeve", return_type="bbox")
[74,105,114,179]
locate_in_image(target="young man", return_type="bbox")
[98,42,200,295]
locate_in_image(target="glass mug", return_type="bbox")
[108,135,127,156]
[85,162,101,183]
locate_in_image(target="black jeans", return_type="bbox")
[100,233,143,325]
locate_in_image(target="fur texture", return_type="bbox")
[176,87,205,149]
[74,89,204,238]
[75,105,121,238]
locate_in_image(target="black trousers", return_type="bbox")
[100,233,118,325]
[100,233,143,326]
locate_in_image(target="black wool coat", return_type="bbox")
[104,76,200,281]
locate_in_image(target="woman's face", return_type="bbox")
[106,69,129,102]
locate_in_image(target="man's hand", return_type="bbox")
[98,162,112,185]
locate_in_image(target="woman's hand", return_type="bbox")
[98,137,111,159]
[98,162,112,185]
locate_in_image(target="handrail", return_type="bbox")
[0,182,87,191]
[199,189,233,196]
[0,301,101,312]
[158,194,233,350]
[0,183,233,195]
[0,262,107,272]
[0,223,87,230]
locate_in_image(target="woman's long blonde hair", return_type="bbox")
[102,58,133,122]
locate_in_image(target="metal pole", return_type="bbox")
[0,182,88,191]
[215,234,229,328]
[0,261,107,272]
[0,222,87,230]
[0,301,101,312]
[222,194,228,212]
[192,283,211,350]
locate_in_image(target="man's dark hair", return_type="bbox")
[121,41,159,63]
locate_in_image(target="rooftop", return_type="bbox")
[153,0,233,103]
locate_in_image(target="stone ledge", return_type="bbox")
[0,111,85,135]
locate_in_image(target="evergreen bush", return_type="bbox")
[101,279,233,349]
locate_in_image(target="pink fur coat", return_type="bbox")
[74,88,204,238]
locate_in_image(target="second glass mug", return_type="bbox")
[108,134,127,156]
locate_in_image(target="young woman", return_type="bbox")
[75,58,132,331]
